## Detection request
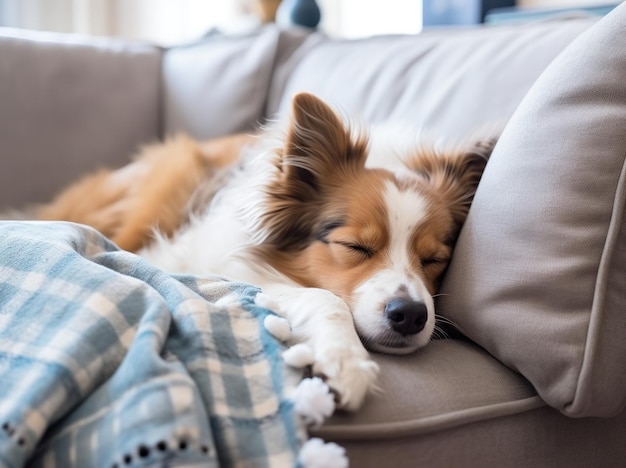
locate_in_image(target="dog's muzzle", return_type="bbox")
[384,298,428,336]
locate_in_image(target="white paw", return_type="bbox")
[312,345,380,411]
[283,343,315,368]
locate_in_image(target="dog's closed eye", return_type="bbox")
[343,243,374,259]
[421,256,447,268]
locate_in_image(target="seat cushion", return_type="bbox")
[316,339,541,440]
[316,340,626,467]
[337,409,626,468]
[439,3,626,417]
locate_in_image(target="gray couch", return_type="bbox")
[2,4,625,466]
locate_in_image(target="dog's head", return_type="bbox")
[255,93,495,354]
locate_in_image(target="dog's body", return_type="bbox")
[34,93,495,410]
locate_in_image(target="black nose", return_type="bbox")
[385,298,428,336]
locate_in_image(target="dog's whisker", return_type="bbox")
[434,314,454,324]
[434,314,467,337]
[431,325,450,340]
[431,293,450,299]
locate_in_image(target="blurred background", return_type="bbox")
[0,0,615,45]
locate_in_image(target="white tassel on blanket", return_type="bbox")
[292,376,335,426]
[299,438,349,468]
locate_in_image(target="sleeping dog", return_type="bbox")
[35,93,495,410]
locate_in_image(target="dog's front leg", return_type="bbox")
[260,285,379,411]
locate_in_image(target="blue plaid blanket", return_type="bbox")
[0,221,306,467]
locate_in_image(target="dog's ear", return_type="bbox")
[280,93,367,197]
[406,138,497,228]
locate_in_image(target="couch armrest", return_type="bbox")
[0,28,162,209]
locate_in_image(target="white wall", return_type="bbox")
[112,0,246,44]
[0,0,112,35]
[318,0,422,37]
[111,0,423,42]
[1,0,73,32]
[1,0,615,43]
[71,0,113,36]
[0,0,424,42]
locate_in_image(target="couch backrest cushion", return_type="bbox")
[440,3,626,417]
[162,26,322,140]
[276,19,595,139]
[0,29,161,208]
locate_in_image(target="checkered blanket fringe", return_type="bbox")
[0,221,309,468]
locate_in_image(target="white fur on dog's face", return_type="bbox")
[351,181,437,354]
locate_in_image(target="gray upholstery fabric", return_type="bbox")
[263,28,326,119]
[315,340,626,467]
[277,19,596,139]
[162,26,317,139]
[0,28,161,209]
[337,404,626,468]
[440,3,626,417]
[316,340,541,440]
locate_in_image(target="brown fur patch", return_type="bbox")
[267,169,394,303]
[37,133,253,251]
[407,196,455,293]
[255,93,369,252]
[403,139,496,231]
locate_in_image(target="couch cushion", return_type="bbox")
[317,341,626,466]
[316,340,540,441]
[276,18,596,139]
[440,3,626,417]
[0,29,161,208]
[331,395,626,467]
[162,26,319,140]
